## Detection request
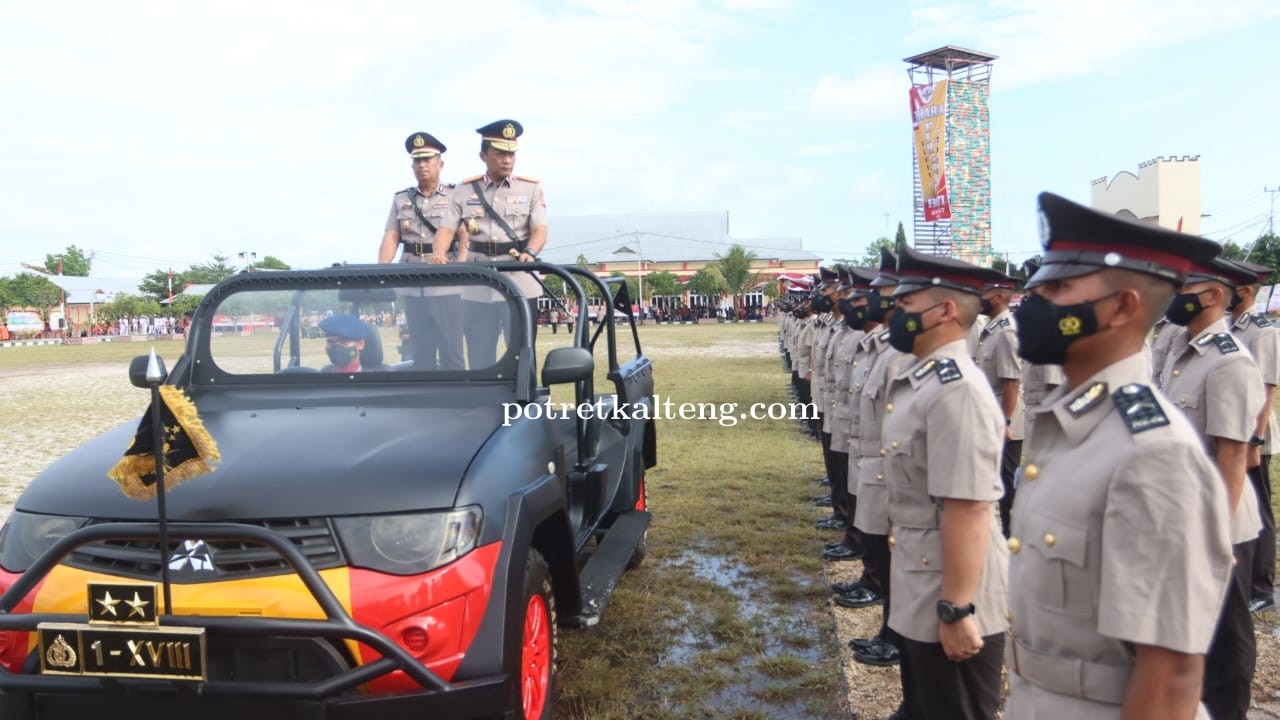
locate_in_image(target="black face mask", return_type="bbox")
[1164,289,1211,326]
[865,290,895,324]
[326,343,359,368]
[839,298,867,331]
[1013,292,1113,365]
[887,302,944,354]
[811,294,834,313]
[979,298,994,317]
[1228,290,1244,313]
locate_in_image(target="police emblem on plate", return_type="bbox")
[45,635,77,669]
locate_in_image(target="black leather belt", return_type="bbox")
[469,240,520,256]
[402,241,432,256]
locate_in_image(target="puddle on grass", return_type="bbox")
[649,550,838,719]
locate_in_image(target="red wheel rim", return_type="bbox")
[521,594,550,719]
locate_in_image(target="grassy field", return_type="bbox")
[2,321,1276,717]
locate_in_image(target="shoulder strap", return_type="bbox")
[470,180,524,251]
[406,187,438,235]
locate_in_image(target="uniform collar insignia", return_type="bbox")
[1067,382,1107,416]
[1195,331,1215,346]
[913,358,937,379]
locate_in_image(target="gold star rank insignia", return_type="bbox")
[125,591,151,618]
[95,590,121,617]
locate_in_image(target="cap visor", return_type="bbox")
[1024,262,1100,289]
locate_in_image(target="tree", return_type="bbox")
[860,237,895,268]
[688,265,726,299]
[990,256,1011,275]
[895,221,908,247]
[714,245,762,310]
[1239,234,1280,284]
[44,245,91,276]
[185,254,237,284]
[3,273,62,315]
[762,282,780,300]
[644,270,680,299]
[138,268,188,301]
[97,294,163,325]
[251,255,291,271]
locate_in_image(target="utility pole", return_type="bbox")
[1266,186,1280,237]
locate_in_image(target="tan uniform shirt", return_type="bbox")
[1232,310,1280,454]
[852,329,910,535]
[794,318,815,378]
[828,325,864,451]
[1160,317,1264,544]
[386,184,458,298]
[975,308,1026,441]
[821,323,850,435]
[1149,319,1181,386]
[1022,362,1066,440]
[1005,352,1231,719]
[810,317,836,413]
[883,338,1009,643]
[967,315,987,357]
[442,174,547,299]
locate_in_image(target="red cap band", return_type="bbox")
[1051,240,1193,275]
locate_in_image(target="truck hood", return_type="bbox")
[18,403,503,520]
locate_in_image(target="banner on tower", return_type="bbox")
[910,80,951,222]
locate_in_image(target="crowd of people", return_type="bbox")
[778,192,1275,720]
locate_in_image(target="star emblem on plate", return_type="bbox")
[95,590,120,617]
[124,591,151,618]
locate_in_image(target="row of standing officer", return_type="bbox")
[778,191,1272,720]
[377,121,547,370]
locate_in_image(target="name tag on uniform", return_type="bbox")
[434,200,449,207]
[508,195,529,204]
[466,199,483,205]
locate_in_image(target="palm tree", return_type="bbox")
[714,245,764,312]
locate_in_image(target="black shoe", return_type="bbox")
[814,495,833,507]
[815,517,847,530]
[848,636,878,652]
[823,544,861,561]
[818,476,831,487]
[831,579,874,594]
[854,639,900,666]
[1249,597,1275,613]
[825,540,845,550]
[834,586,882,608]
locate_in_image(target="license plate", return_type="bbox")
[38,623,206,681]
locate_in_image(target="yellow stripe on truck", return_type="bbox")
[29,565,362,665]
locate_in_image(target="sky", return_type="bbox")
[2,0,1278,282]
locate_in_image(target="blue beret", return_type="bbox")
[319,313,371,340]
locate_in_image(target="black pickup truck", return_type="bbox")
[0,262,655,719]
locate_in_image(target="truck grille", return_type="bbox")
[64,518,345,583]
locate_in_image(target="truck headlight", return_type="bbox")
[334,507,481,575]
[0,512,90,573]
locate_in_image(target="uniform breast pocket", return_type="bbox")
[1022,512,1092,617]
[883,430,919,486]
[397,205,416,231]
[504,204,531,219]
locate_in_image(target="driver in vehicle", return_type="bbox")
[320,313,373,372]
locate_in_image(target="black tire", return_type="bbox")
[514,550,556,720]
[627,531,647,570]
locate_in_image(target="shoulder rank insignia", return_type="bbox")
[461,175,484,183]
[998,317,1011,329]
[879,330,891,342]
[913,359,937,379]
[1254,315,1272,328]
[1111,384,1170,434]
[934,358,962,384]
[1068,382,1107,416]
[1212,333,1239,354]
[516,175,540,183]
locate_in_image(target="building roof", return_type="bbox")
[44,275,140,304]
[540,211,820,265]
[903,46,999,70]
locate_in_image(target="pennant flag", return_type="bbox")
[611,280,634,318]
[108,385,220,501]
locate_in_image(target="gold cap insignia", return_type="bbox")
[502,123,516,139]
[46,634,78,669]
[413,135,426,148]
[1058,315,1082,336]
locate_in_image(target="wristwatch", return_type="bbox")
[937,600,976,624]
[1249,435,1265,447]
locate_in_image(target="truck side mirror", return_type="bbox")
[541,347,593,385]
[128,354,167,388]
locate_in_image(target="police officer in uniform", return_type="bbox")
[433,119,547,367]
[975,274,1024,536]
[1019,259,1066,440]
[882,244,1009,720]
[1149,315,1181,385]
[825,266,874,559]
[378,131,465,369]
[1227,259,1279,612]
[1158,255,1263,720]
[1006,192,1234,719]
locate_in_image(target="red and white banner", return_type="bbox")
[910,80,950,222]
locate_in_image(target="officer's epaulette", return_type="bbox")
[461,175,484,183]
[879,330,891,343]
[443,182,456,189]
[1254,315,1272,328]
[934,358,962,384]
[1211,332,1239,354]
[998,317,1011,329]
[1111,384,1170,434]
[516,175,540,183]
